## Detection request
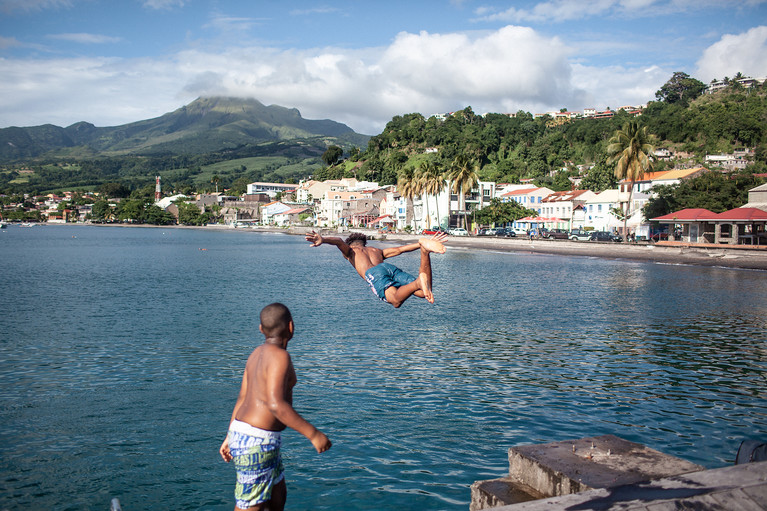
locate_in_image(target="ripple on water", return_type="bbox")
[1,227,766,510]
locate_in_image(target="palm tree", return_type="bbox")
[607,120,655,241]
[418,160,446,229]
[446,154,479,230]
[397,167,422,231]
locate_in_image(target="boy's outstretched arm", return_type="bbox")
[382,232,448,259]
[306,230,353,259]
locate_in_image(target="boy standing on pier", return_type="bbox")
[220,303,331,511]
[305,231,447,308]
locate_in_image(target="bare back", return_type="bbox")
[347,244,385,278]
[235,344,297,431]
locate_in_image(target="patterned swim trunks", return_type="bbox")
[228,420,284,508]
[364,262,416,302]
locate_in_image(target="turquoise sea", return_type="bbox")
[1,224,766,510]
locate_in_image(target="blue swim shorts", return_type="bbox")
[364,262,416,302]
[228,419,284,508]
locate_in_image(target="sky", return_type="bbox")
[1,0,767,136]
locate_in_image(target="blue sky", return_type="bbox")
[1,0,766,135]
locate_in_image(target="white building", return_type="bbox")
[500,186,555,213]
[583,189,623,231]
[539,189,596,230]
[246,182,296,198]
[260,201,292,224]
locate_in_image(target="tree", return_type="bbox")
[116,199,146,223]
[145,204,176,225]
[474,198,536,225]
[446,153,479,230]
[91,199,114,222]
[98,182,130,198]
[322,145,343,166]
[579,157,617,192]
[418,160,446,229]
[176,201,205,225]
[655,72,705,105]
[211,174,220,193]
[607,121,656,241]
[397,166,422,231]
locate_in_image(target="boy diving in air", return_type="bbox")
[305,231,447,308]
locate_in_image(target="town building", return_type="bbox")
[246,182,297,198]
[540,189,596,230]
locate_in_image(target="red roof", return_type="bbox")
[368,214,394,224]
[652,207,767,222]
[281,207,309,215]
[710,207,767,221]
[650,208,717,222]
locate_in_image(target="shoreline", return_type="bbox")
[59,222,767,271]
[379,232,767,271]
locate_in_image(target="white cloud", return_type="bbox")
[571,63,668,109]
[0,36,21,49]
[204,14,264,32]
[142,0,186,10]
[289,7,343,16]
[472,0,767,23]
[695,26,767,81]
[473,0,619,23]
[0,25,672,134]
[47,33,122,44]
[0,0,70,14]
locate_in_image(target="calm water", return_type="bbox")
[1,225,766,510]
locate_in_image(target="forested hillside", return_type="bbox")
[340,76,767,191]
[2,74,766,199]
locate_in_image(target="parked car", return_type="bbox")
[421,226,447,235]
[503,229,517,238]
[449,227,468,236]
[544,228,569,239]
[589,231,622,242]
[494,227,510,237]
[509,227,527,236]
[569,229,591,241]
[477,228,493,236]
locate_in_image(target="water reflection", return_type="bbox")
[0,226,765,510]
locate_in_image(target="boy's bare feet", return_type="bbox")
[419,272,434,303]
[419,237,446,254]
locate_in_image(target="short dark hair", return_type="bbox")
[260,303,292,337]
[345,232,367,246]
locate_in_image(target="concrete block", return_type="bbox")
[469,477,546,511]
[507,434,703,497]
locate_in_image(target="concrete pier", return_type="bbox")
[486,461,767,510]
[470,435,704,510]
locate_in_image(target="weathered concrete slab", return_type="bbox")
[490,459,767,510]
[469,478,546,511]
[508,434,703,497]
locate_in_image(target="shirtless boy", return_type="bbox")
[305,230,447,308]
[219,303,331,511]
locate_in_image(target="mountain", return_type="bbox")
[0,97,369,161]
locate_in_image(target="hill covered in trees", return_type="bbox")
[336,73,767,192]
[2,73,766,202]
